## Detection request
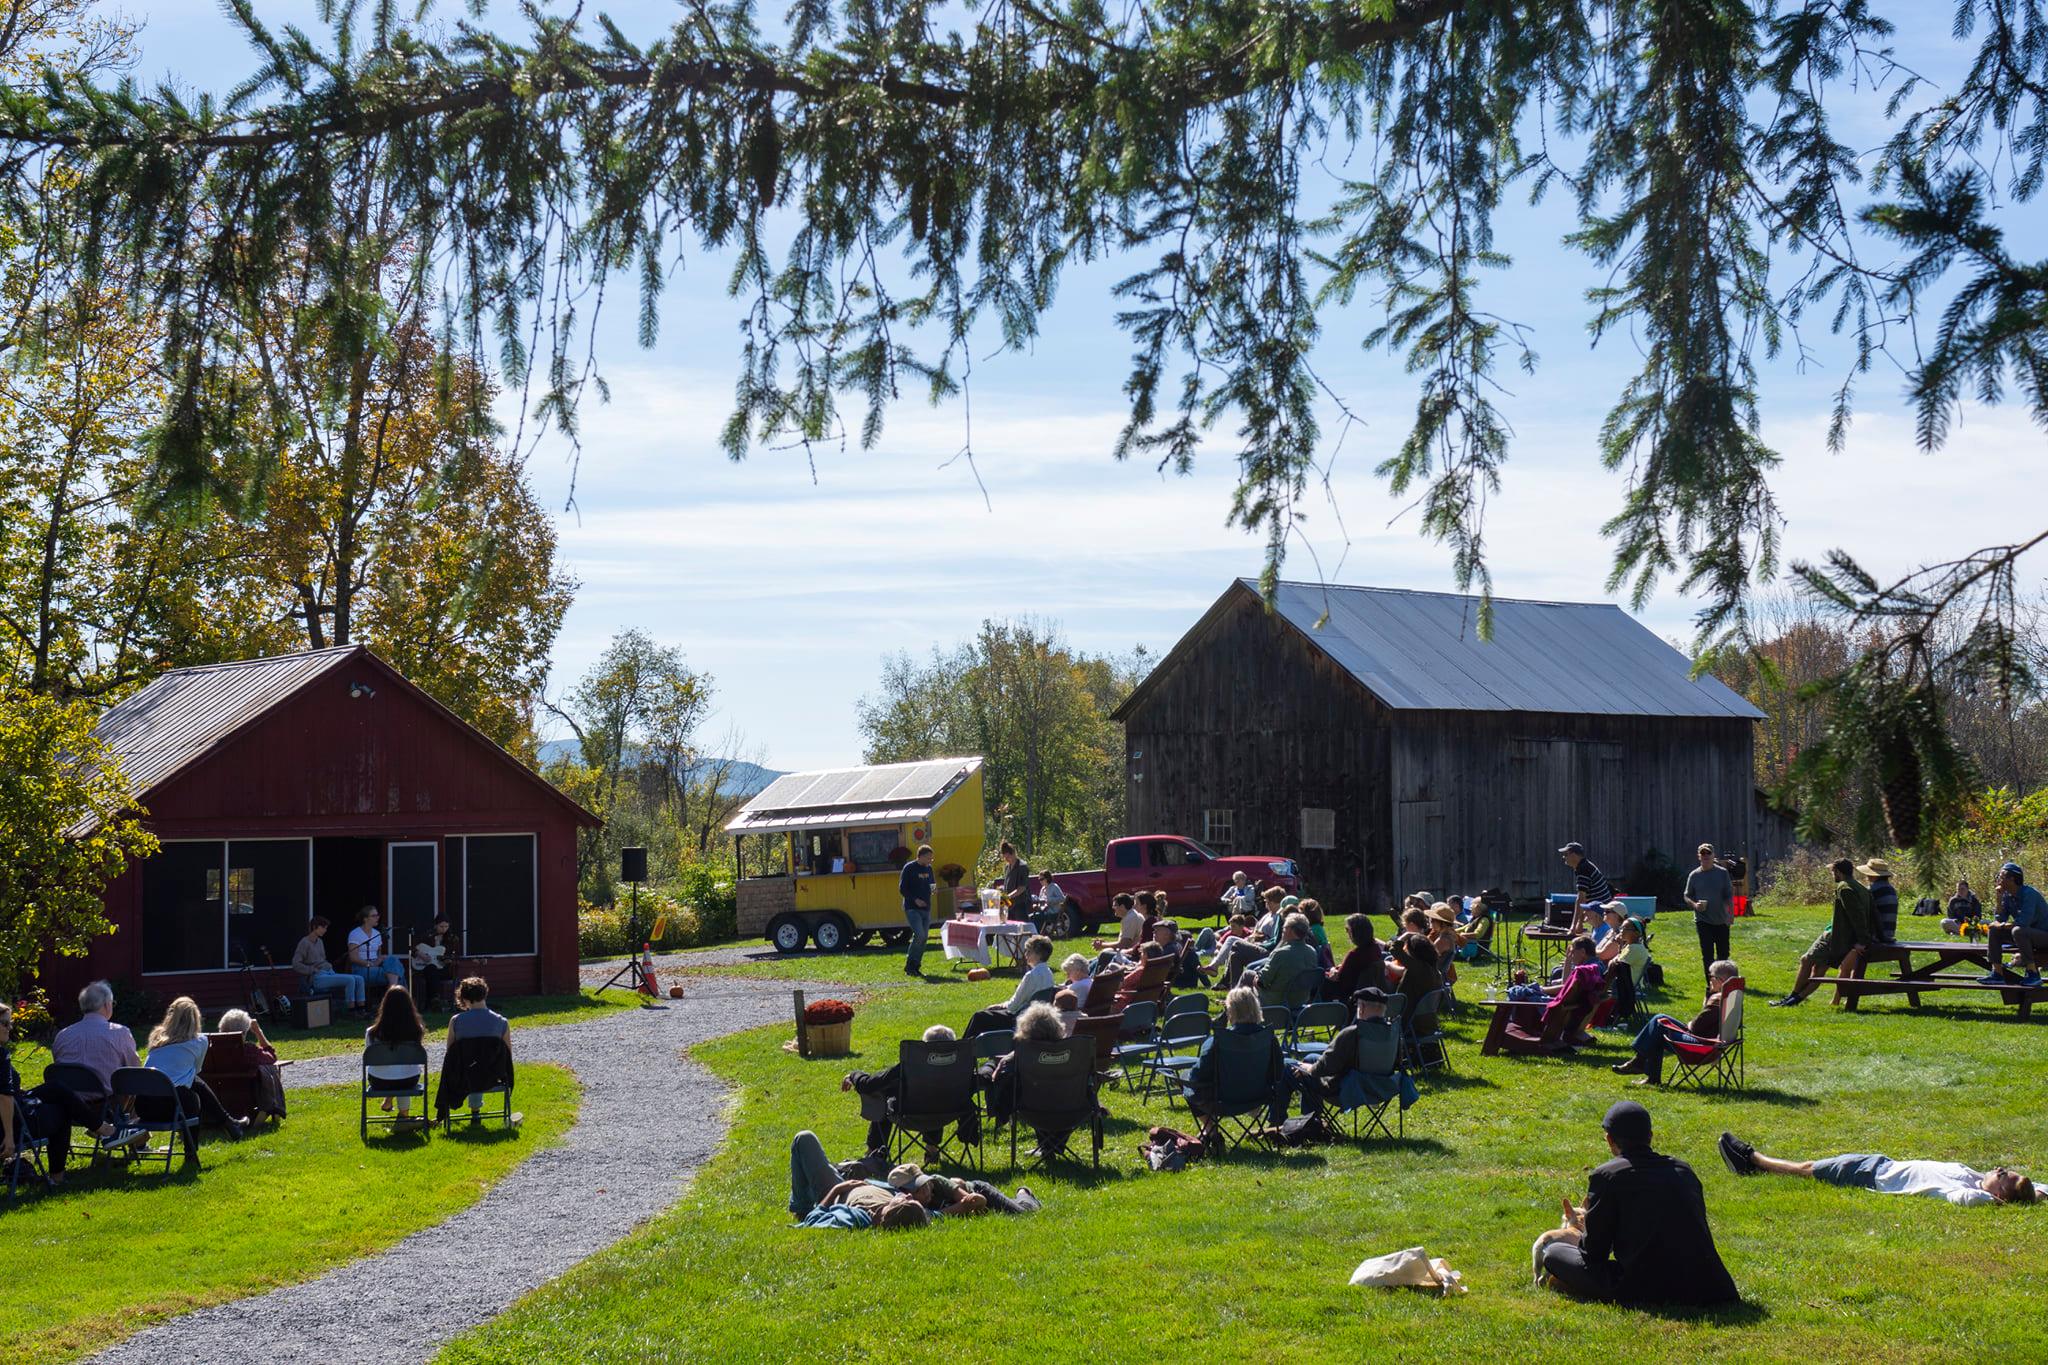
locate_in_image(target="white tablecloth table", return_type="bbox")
[941,918,1034,967]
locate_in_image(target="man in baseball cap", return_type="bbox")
[1538,1102,1739,1306]
[1559,842,1614,934]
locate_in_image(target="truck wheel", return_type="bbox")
[812,915,853,952]
[767,914,809,954]
[1058,905,1084,938]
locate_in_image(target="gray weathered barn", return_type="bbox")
[1114,579,1766,913]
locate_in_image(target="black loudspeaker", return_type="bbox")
[620,846,648,884]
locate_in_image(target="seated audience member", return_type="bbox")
[1299,900,1332,951]
[1599,917,1651,982]
[963,935,1057,1039]
[1771,859,1873,1006]
[1941,878,1983,936]
[50,979,140,1103]
[979,1003,1069,1130]
[1053,989,1084,1033]
[1059,954,1095,1010]
[1090,893,1143,965]
[1862,858,1900,945]
[143,996,246,1148]
[1590,901,1628,950]
[1208,886,1290,986]
[445,976,514,1122]
[1185,986,1288,1129]
[1384,929,1443,1033]
[1454,897,1495,960]
[1248,913,1320,1005]
[346,904,410,996]
[1544,936,1607,1045]
[1219,870,1258,920]
[1426,903,1461,978]
[215,1007,287,1118]
[843,1024,964,1153]
[0,1005,123,1183]
[364,986,427,1121]
[1539,1101,1739,1306]
[1251,886,1292,941]
[1612,960,1740,1085]
[1197,911,1257,961]
[1718,1133,2037,1205]
[1287,987,1419,1118]
[1982,861,2048,987]
[410,916,462,1006]
[1328,912,1386,998]
[786,1129,932,1230]
[291,915,367,1011]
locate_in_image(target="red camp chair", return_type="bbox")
[1668,979,1746,1091]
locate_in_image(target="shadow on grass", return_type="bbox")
[1689,1085,1818,1108]
[1635,1297,1772,1326]
[1411,1070,1498,1091]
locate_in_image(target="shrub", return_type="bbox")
[577,891,705,957]
[674,861,736,942]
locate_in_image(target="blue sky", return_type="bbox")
[133,3,2043,770]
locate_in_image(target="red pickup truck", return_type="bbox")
[1039,836,1301,936]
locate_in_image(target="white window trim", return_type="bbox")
[449,832,541,959]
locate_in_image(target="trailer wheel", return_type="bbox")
[879,928,911,948]
[812,914,853,952]
[849,930,875,948]
[767,914,809,954]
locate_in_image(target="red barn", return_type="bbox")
[51,646,597,1008]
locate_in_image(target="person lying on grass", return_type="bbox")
[1538,1101,1740,1307]
[1718,1134,2038,1205]
[1612,960,1740,1086]
[962,935,1057,1040]
[786,1132,1042,1230]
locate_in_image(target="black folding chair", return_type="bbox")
[1104,1000,1161,1090]
[1284,1001,1348,1062]
[1187,1025,1286,1156]
[435,1035,515,1133]
[1138,1010,1215,1103]
[361,1041,431,1140]
[886,1038,983,1170]
[1330,1019,1408,1141]
[970,1029,1014,1062]
[1007,1038,1102,1171]
[39,1063,116,1170]
[109,1067,198,1173]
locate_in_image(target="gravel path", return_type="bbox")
[92,974,849,1365]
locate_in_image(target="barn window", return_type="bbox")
[143,838,309,974]
[1301,807,1337,850]
[1202,809,1234,849]
[460,834,538,956]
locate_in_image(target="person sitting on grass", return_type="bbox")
[1770,857,1872,1006]
[364,986,427,1123]
[1982,861,2048,988]
[1185,986,1289,1131]
[1718,1133,2037,1205]
[0,1004,127,1184]
[1539,1101,1739,1306]
[143,996,249,1148]
[1612,960,1740,1085]
[1328,912,1385,998]
[444,976,516,1125]
[1941,878,1983,936]
[963,935,1057,1039]
[1247,913,1320,1006]
[786,1129,931,1230]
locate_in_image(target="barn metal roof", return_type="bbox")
[1121,580,1764,721]
[725,757,982,836]
[70,644,599,836]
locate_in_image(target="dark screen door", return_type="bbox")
[388,841,438,947]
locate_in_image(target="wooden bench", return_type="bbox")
[1816,939,2048,1019]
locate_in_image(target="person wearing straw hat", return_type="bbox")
[1860,857,1900,945]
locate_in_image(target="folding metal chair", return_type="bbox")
[40,1063,116,1171]
[1103,1000,1161,1090]
[436,1035,515,1133]
[1139,1010,1215,1103]
[1404,987,1454,1075]
[1284,1001,1348,1062]
[361,1041,431,1140]
[110,1067,199,1173]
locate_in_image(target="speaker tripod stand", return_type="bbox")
[598,879,650,995]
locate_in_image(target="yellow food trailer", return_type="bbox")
[727,756,985,952]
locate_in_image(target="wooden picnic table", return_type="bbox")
[1817,939,2048,1019]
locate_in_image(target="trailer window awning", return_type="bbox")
[725,757,981,837]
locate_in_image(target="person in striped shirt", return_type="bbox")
[1561,842,1614,934]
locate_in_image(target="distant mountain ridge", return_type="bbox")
[536,740,784,796]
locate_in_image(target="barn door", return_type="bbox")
[1395,800,1445,897]
[387,841,438,949]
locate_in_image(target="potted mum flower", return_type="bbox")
[801,998,857,1056]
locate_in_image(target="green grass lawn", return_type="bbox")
[5,1063,578,1363]
[447,904,2048,1363]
